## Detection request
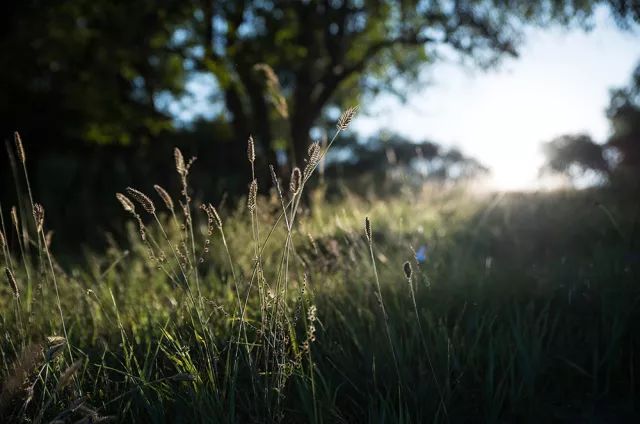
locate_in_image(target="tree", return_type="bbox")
[540,60,640,185]
[4,1,639,158]
[606,61,640,171]
[0,1,193,146]
[541,134,611,183]
[186,0,640,168]
[326,131,487,184]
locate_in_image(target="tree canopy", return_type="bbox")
[607,61,640,170]
[1,0,192,145]
[327,131,488,184]
[2,0,639,164]
[541,60,640,185]
[541,134,611,182]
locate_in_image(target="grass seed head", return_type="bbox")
[290,167,302,195]
[14,131,25,164]
[365,216,372,242]
[269,165,280,189]
[126,187,155,214]
[255,63,279,86]
[254,63,288,118]
[47,335,66,345]
[248,179,258,212]
[337,106,358,131]
[33,203,45,233]
[269,165,285,204]
[174,147,186,176]
[56,359,83,392]
[116,193,135,214]
[10,206,19,233]
[116,194,145,241]
[403,261,412,280]
[207,203,223,229]
[304,142,322,177]
[247,135,255,164]
[308,142,321,165]
[5,267,19,298]
[153,184,174,211]
[0,230,5,249]
[45,341,66,362]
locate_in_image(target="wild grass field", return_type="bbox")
[1,117,640,423]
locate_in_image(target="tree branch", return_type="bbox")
[313,33,436,110]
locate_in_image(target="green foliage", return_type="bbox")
[2,139,640,421]
[607,61,640,170]
[327,131,488,185]
[542,60,640,184]
[1,1,193,145]
[3,0,637,156]
[541,133,610,181]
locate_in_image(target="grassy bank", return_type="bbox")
[1,125,640,422]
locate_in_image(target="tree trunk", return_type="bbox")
[290,72,320,167]
[290,113,316,167]
[224,84,248,145]
[237,64,279,177]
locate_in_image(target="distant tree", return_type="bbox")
[326,132,487,185]
[606,62,640,171]
[541,134,611,183]
[541,60,640,185]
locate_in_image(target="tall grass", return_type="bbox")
[1,119,640,423]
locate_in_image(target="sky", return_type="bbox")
[176,9,639,191]
[353,10,640,191]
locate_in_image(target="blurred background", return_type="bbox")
[1,0,639,251]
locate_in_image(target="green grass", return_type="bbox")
[1,126,640,422]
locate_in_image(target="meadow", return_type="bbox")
[1,115,640,423]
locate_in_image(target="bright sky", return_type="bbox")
[353,10,640,190]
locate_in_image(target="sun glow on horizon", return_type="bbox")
[353,9,640,191]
